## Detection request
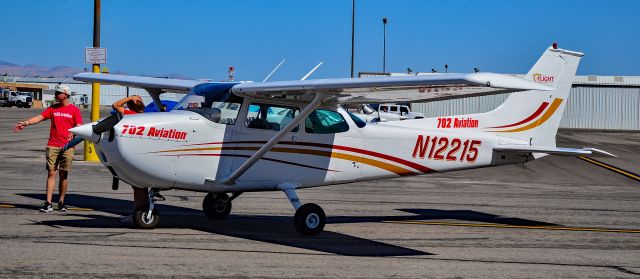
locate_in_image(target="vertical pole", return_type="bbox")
[85,0,101,162]
[382,17,387,73]
[350,0,355,78]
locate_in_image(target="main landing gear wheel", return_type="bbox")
[203,193,232,219]
[294,203,326,236]
[133,206,159,229]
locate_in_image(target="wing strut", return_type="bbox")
[219,93,326,185]
[145,88,166,112]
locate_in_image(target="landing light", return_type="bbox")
[552,42,558,49]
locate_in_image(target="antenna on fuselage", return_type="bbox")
[262,59,286,82]
[301,62,323,81]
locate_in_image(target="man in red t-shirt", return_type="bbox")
[14,84,83,212]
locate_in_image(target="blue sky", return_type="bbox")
[2,0,639,80]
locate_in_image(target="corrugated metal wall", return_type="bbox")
[39,83,183,105]
[412,86,640,131]
[413,93,509,118]
[561,87,640,130]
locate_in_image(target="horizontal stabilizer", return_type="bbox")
[494,145,616,157]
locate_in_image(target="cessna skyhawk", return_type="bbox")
[71,45,613,235]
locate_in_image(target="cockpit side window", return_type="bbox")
[174,83,243,125]
[245,103,300,132]
[305,109,349,134]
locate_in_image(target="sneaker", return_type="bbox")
[40,202,53,213]
[57,202,68,212]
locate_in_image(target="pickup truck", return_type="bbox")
[0,90,33,108]
[348,104,414,122]
[374,104,424,119]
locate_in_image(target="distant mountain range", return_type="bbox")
[0,60,192,79]
[0,60,84,78]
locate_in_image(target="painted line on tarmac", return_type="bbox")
[383,220,640,234]
[0,204,92,211]
[68,207,94,211]
[579,156,640,182]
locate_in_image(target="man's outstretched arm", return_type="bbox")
[15,115,45,133]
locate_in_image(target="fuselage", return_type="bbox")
[93,97,528,193]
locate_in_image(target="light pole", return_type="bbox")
[350,0,355,78]
[382,17,388,73]
[85,0,101,162]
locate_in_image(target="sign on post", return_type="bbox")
[85,47,107,64]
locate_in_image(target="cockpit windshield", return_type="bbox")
[174,83,243,125]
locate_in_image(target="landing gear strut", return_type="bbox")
[133,188,161,229]
[280,183,326,236]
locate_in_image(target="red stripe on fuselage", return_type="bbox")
[489,102,549,128]
[178,141,434,174]
[161,153,339,172]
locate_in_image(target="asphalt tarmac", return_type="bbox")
[1,107,639,278]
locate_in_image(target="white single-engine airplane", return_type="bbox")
[71,45,613,235]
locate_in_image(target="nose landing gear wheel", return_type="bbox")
[294,203,325,236]
[133,206,159,229]
[203,193,232,219]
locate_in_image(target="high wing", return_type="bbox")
[73,73,205,93]
[74,72,553,104]
[230,72,555,104]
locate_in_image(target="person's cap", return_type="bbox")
[54,84,71,95]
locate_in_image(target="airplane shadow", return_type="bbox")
[18,194,559,257]
[329,208,559,227]
[19,194,430,257]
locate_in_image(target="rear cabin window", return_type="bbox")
[390,106,398,112]
[246,103,299,132]
[305,109,349,134]
[400,106,409,114]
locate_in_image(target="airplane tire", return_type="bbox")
[203,193,231,219]
[294,203,325,236]
[133,206,160,229]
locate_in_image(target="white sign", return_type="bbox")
[85,48,107,64]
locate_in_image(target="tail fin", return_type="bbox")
[474,45,583,147]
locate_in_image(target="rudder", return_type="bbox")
[474,45,583,147]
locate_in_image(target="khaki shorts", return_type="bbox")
[46,146,74,172]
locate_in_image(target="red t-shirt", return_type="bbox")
[123,109,138,115]
[41,104,83,147]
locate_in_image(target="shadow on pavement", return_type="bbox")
[329,208,559,227]
[17,193,561,256]
[18,193,432,257]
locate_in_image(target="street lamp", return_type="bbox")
[350,0,355,78]
[382,17,388,73]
